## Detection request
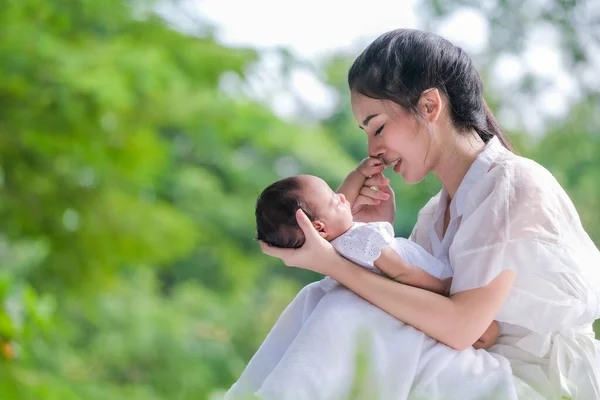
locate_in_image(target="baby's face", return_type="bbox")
[299,175,354,241]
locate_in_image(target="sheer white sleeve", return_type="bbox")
[450,158,600,340]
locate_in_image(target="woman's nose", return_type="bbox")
[368,140,384,159]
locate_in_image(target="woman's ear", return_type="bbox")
[312,220,328,238]
[419,88,442,123]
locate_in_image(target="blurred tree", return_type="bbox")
[0,0,353,398]
[1,0,599,398]
[419,0,600,133]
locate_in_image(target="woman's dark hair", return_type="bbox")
[348,29,513,152]
[255,177,316,249]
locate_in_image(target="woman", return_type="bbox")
[233,29,600,399]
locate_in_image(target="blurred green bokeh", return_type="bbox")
[0,0,598,399]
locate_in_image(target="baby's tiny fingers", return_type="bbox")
[361,165,386,178]
[368,157,384,166]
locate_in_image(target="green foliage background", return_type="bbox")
[0,0,598,399]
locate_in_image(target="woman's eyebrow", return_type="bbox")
[359,114,379,129]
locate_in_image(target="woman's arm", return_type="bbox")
[375,247,502,348]
[328,254,515,350]
[260,209,515,350]
[474,321,500,350]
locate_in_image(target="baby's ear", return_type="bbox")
[312,220,328,238]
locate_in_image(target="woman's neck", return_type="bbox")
[432,131,485,200]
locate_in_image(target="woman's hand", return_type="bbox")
[259,208,338,275]
[352,173,396,224]
[473,320,500,350]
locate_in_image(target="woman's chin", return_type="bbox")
[397,169,427,184]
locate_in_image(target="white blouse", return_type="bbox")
[410,137,600,399]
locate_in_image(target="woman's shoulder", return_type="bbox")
[485,152,565,199]
[490,153,558,186]
[469,151,577,226]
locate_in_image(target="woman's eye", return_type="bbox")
[374,124,385,136]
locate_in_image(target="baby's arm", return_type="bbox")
[375,247,500,349]
[336,169,365,207]
[374,247,451,295]
[336,157,386,207]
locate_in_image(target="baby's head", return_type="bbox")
[256,175,354,248]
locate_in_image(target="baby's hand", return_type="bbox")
[356,157,386,178]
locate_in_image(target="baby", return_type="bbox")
[255,158,499,350]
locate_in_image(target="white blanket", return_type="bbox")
[225,280,523,400]
[225,223,529,399]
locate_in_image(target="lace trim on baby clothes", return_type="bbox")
[331,222,395,267]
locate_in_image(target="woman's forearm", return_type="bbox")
[327,254,514,350]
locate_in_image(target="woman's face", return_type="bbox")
[350,93,437,184]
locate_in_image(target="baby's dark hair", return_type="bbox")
[255,177,316,248]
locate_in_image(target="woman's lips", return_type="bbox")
[381,157,400,166]
[383,157,401,170]
[377,157,402,173]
